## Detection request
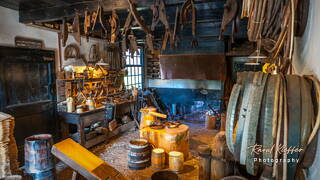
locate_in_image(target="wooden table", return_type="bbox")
[58,107,107,148]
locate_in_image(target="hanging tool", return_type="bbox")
[220,0,238,42]
[91,2,108,38]
[127,0,154,52]
[128,33,139,58]
[72,10,81,45]
[60,17,68,47]
[121,12,133,54]
[151,0,172,51]
[180,0,198,48]
[109,10,119,43]
[173,7,180,48]
[84,9,91,42]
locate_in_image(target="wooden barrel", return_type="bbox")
[151,171,179,180]
[197,145,211,180]
[169,151,184,173]
[24,134,54,175]
[205,115,216,130]
[128,139,151,170]
[211,132,233,180]
[151,148,165,169]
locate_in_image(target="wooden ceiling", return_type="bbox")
[0,0,247,44]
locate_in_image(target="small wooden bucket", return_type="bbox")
[205,115,216,130]
[151,148,165,169]
[169,151,184,173]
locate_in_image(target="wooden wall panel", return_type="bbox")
[159,54,226,81]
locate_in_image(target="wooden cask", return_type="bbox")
[198,145,211,180]
[151,148,165,169]
[205,115,216,130]
[169,151,184,173]
[128,139,151,170]
[210,132,233,180]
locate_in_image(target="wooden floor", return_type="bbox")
[57,119,217,180]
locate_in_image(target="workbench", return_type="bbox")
[58,107,108,148]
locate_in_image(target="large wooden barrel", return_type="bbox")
[151,148,165,169]
[169,151,184,173]
[128,139,151,170]
[24,134,54,180]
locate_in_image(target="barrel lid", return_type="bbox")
[129,139,148,148]
[25,134,52,142]
[0,112,13,121]
[152,148,165,153]
[169,151,183,157]
[197,145,211,155]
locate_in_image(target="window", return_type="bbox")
[124,49,143,89]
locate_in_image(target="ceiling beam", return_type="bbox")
[19,0,225,23]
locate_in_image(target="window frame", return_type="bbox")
[124,48,144,89]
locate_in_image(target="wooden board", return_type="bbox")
[51,139,125,180]
[159,54,226,81]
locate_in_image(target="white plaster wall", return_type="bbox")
[0,6,106,69]
[293,0,320,179]
[0,6,58,49]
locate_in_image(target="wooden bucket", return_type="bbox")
[205,115,216,130]
[168,151,184,173]
[128,139,151,170]
[151,148,165,169]
[24,134,54,174]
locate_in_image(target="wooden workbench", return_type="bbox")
[58,107,107,148]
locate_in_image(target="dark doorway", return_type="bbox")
[0,46,56,163]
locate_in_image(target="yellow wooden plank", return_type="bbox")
[53,139,104,171]
[52,138,122,179]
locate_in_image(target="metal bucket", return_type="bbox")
[24,134,54,176]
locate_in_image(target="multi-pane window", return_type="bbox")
[124,49,143,89]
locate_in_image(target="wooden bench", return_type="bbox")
[51,138,126,180]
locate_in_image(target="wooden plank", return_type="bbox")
[51,138,124,180]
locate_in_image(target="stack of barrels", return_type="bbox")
[0,112,19,178]
[226,72,320,179]
[24,134,55,180]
